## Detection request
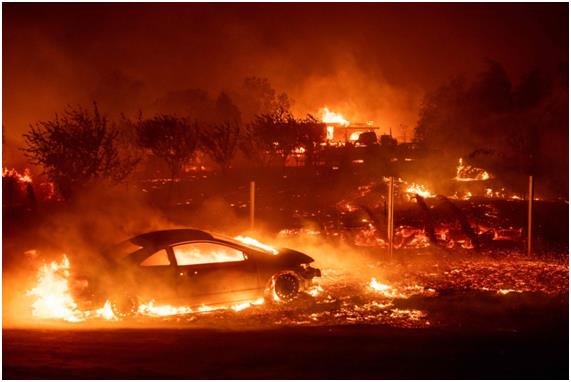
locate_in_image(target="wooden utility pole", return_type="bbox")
[387,176,395,256]
[527,175,534,256]
[250,181,255,230]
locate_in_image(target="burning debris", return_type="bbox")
[405,183,434,199]
[454,158,492,182]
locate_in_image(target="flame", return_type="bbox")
[368,278,405,298]
[405,183,433,198]
[320,107,349,126]
[138,301,193,316]
[326,126,335,140]
[27,254,266,322]
[136,298,265,317]
[233,236,279,255]
[175,247,246,265]
[231,298,264,312]
[349,132,361,141]
[26,255,85,322]
[95,300,118,320]
[454,158,491,181]
[3,167,33,183]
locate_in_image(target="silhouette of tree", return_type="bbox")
[414,61,567,194]
[22,103,137,200]
[297,115,326,167]
[136,114,198,184]
[243,107,300,167]
[214,92,242,124]
[237,77,293,123]
[200,121,241,172]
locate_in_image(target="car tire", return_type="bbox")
[110,294,138,317]
[269,272,301,303]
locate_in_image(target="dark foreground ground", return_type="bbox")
[3,323,568,379]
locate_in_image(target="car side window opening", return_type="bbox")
[173,242,245,266]
[140,249,171,267]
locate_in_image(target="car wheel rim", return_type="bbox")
[274,274,300,301]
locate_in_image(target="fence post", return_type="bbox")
[527,175,534,256]
[250,181,256,231]
[387,176,394,256]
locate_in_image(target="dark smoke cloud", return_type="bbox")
[3,3,567,166]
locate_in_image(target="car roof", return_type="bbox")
[130,229,214,247]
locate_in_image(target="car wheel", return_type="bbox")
[270,272,301,303]
[110,294,138,317]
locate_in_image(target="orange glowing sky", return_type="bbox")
[3,3,567,166]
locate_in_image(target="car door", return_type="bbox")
[171,241,259,305]
[134,248,179,302]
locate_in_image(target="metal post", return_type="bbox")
[250,181,255,231]
[527,175,534,256]
[387,176,394,256]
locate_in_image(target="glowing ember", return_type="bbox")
[320,107,350,126]
[405,183,433,198]
[231,298,264,312]
[454,158,492,181]
[233,236,279,254]
[368,278,404,298]
[138,301,193,316]
[307,284,324,297]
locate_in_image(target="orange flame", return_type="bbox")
[27,255,265,322]
[26,255,85,322]
[233,236,279,255]
[3,167,32,184]
[454,158,491,181]
[320,107,350,126]
[405,183,433,198]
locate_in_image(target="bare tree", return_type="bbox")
[297,114,326,167]
[22,103,137,200]
[243,107,299,167]
[200,121,241,173]
[136,114,198,184]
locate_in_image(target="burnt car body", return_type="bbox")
[74,229,320,313]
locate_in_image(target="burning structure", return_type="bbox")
[320,107,382,144]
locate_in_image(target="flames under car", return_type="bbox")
[72,229,321,315]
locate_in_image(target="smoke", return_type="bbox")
[4,3,567,167]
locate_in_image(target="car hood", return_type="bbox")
[276,248,315,265]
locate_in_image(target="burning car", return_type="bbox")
[72,229,321,315]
